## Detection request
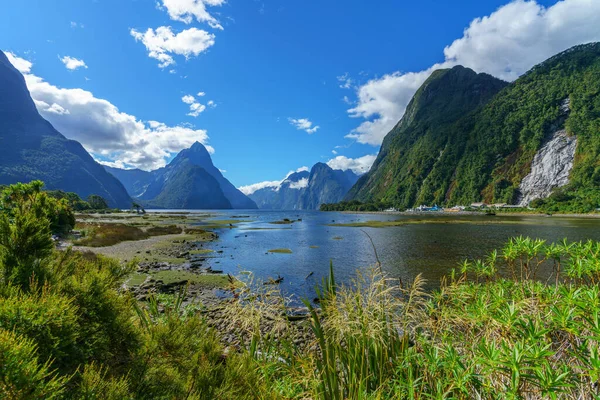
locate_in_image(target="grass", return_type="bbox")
[74,223,149,247]
[267,248,293,254]
[221,237,600,399]
[190,249,214,255]
[146,225,183,236]
[151,270,232,287]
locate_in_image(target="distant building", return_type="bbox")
[471,202,487,208]
[492,203,507,208]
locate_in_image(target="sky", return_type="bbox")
[2,0,600,194]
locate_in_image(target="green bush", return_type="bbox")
[0,328,67,398]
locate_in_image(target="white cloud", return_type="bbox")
[187,102,206,117]
[239,167,310,195]
[182,94,196,104]
[288,177,308,190]
[70,21,84,29]
[332,150,338,155]
[347,0,600,146]
[238,180,281,195]
[181,94,208,117]
[197,91,206,96]
[160,0,226,30]
[130,26,215,68]
[7,53,213,171]
[60,56,87,71]
[6,52,32,73]
[327,155,377,175]
[219,168,227,173]
[207,100,216,108]
[337,73,354,89]
[288,117,320,134]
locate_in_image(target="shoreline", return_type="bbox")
[340,210,600,219]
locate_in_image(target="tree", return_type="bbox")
[87,195,109,210]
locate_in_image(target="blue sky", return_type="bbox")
[2,0,599,192]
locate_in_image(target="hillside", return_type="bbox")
[0,51,131,208]
[248,163,359,210]
[347,43,600,212]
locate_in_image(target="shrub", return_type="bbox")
[0,328,67,398]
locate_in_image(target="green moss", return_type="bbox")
[151,270,231,287]
[190,249,214,255]
[268,248,293,254]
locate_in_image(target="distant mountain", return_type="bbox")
[300,163,360,210]
[106,142,257,209]
[249,170,310,210]
[346,43,600,212]
[248,163,359,210]
[104,167,153,198]
[0,50,131,208]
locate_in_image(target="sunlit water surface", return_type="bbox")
[152,210,600,299]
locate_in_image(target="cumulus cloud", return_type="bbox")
[181,94,209,117]
[288,117,319,134]
[238,167,310,195]
[347,0,600,146]
[7,53,213,171]
[160,0,226,30]
[327,154,377,175]
[60,56,87,71]
[6,52,32,74]
[288,177,308,190]
[182,94,195,104]
[130,26,215,68]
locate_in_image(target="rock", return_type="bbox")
[517,129,577,206]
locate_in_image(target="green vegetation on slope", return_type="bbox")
[348,43,600,213]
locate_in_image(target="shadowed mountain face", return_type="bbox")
[248,163,359,210]
[106,142,257,210]
[0,50,131,208]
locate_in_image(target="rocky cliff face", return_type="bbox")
[517,130,577,206]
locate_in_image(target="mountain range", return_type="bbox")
[0,50,131,208]
[106,142,258,209]
[346,43,600,213]
[248,162,359,210]
[2,43,600,213]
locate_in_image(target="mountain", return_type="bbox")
[346,43,600,212]
[299,163,360,210]
[106,142,257,209]
[104,167,153,198]
[0,50,131,208]
[248,163,359,210]
[249,170,310,210]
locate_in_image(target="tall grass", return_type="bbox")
[224,237,600,399]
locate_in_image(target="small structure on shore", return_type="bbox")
[470,202,488,209]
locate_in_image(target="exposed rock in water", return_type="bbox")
[517,130,577,206]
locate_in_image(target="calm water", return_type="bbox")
[173,210,600,299]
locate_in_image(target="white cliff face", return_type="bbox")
[517,130,577,206]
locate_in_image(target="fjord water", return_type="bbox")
[186,211,600,299]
